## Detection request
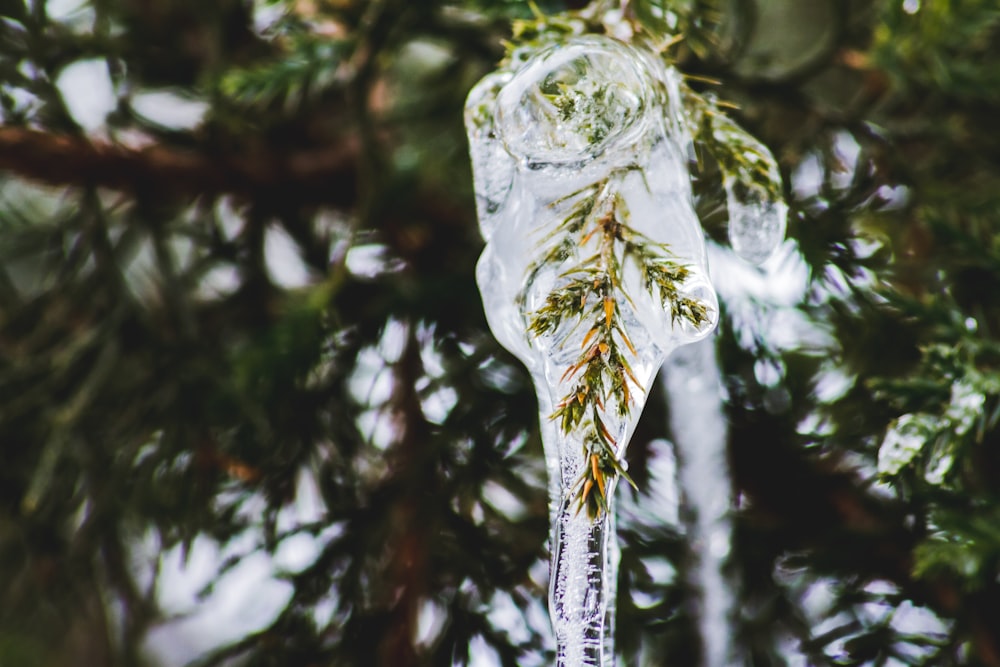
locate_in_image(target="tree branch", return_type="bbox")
[0,127,359,206]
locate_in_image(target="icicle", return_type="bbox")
[725,176,787,265]
[709,113,788,265]
[466,35,718,666]
[661,337,734,667]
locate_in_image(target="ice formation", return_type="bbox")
[662,339,734,667]
[710,114,788,265]
[725,176,787,265]
[465,32,785,665]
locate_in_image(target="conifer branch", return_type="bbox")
[521,170,709,518]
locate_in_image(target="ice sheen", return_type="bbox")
[712,114,788,265]
[725,178,787,265]
[467,35,718,666]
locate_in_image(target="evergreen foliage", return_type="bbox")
[1,0,1000,665]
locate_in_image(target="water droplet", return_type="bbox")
[725,178,788,265]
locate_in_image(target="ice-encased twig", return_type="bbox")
[467,34,726,666]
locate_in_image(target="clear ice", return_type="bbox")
[662,338,734,667]
[725,177,787,265]
[467,34,718,666]
[711,114,788,265]
[466,33,783,665]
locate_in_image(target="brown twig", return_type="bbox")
[0,127,360,206]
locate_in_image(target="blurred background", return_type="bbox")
[2,0,1000,665]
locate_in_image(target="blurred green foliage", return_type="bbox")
[2,0,1000,665]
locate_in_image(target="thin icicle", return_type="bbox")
[661,337,734,667]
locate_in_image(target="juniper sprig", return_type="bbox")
[520,170,709,518]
